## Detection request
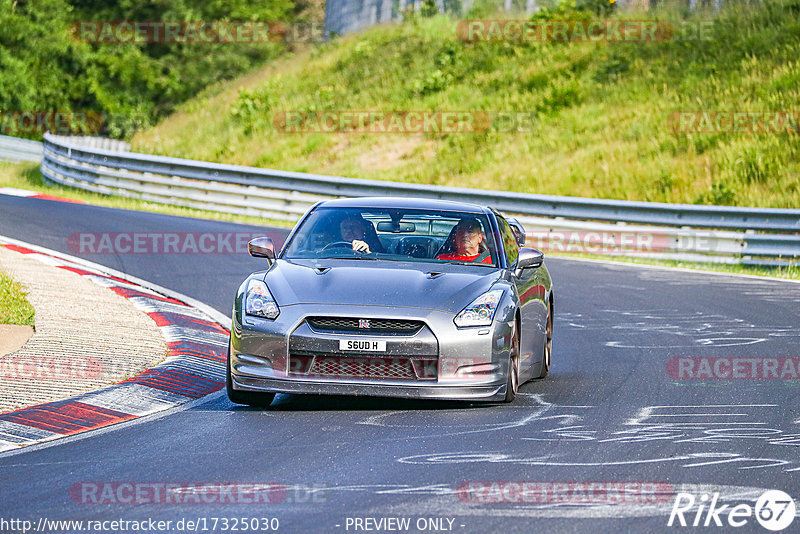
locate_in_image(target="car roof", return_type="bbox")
[315,196,487,213]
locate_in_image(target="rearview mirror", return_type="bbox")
[376,221,416,233]
[515,247,544,275]
[248,237,276,265]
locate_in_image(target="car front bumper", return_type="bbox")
[230,372,507,401]
[230,303,513,402]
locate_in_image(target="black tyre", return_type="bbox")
[537,301,553,379]
[504,320,521,403]
[226,344,276,407]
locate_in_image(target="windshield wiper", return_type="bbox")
[322,255,379,260]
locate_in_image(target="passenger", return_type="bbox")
[436,218,492,264]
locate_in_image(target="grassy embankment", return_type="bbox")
[0,270,35,327]
[132,0,800,209]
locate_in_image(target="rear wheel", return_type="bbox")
[537,301,553,379]
[504,320,521,403]
[226,343,276,407]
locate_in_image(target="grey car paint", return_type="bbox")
[229,197,553,402]
[262,260,501,313]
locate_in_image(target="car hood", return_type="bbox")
[262,259,502,314]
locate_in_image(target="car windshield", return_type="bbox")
[283,207,499,267]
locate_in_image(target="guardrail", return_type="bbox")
[1,135,129,163]
[37,132,800,265]
[0,134,43,163]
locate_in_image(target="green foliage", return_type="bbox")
[593,54,630,82]
[412,69,454,96]
[696,181,737,205]
[411,39,467,96]
[530,0,597,20]
[538,76,582,113]
[420,0,440,17]
[0,0,90,122]
[230,88,273,135]
[464,0,508,17]
[0,0,293,139]
[577,0,617,16]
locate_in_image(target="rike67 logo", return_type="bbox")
[668,490,796,531]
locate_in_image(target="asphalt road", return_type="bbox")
[1,194,798,534]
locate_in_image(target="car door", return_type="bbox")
[496,213,547,380]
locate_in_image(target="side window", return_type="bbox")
[497,215,519,267]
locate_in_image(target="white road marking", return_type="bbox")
[622,404,778,426]
[397,451,790,471]
[355,394,556,439]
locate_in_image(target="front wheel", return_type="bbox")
[504,320,520,403]
[537,301,553,379]
[226,344,276,407]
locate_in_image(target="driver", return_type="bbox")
[339,215,383,254]
[436,218,492,264]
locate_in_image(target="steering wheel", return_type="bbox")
[322,240,356,252]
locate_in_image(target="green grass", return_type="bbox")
[131,0,800,208]
[0,271,35,327]
[0,162,293,229]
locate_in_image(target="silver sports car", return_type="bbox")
[228,197,553,405]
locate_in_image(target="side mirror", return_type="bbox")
[515,247,544,276]
[248,237,276,265]
[507,217,527,247]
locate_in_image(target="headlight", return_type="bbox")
[245,280,280,319]
[454,289,504,328]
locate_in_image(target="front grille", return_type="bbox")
[307,317,424,334]
[289,353,437,380]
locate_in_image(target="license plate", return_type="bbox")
[339,339,387,352]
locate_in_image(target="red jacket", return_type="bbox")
[436,251,492,264]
